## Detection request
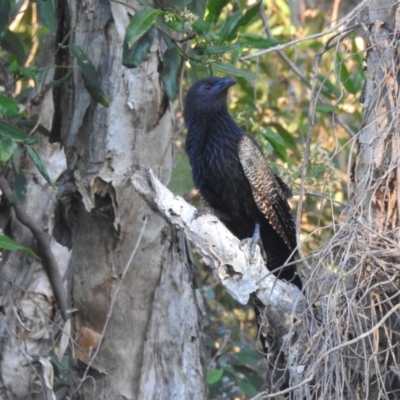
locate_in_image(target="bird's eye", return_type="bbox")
[204,84,211,90]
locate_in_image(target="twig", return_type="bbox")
[0,176,68,321]
[294,191,348,207]
[259,7,356,138]
[240,0,367,61]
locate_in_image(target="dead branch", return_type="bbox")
[132,167,310,390]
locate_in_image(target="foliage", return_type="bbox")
[160,0,364,398]
[0,0,365,398]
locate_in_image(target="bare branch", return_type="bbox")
[0,176,68,321]
[132,168,305,333]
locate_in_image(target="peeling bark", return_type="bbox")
[132,168,309,395]
[50,1,206,399]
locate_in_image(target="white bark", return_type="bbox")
[132,168,307,357]
[50,1,207,399]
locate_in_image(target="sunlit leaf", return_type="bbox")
[262,127,291,164]
[207,368,224,385]
[213,63,256,80]
[25,145,55,189]
[268,123,298,153]
[0,94,19,117]
[125,7,160,48]
[69,44,109,107]
[206,0,229,21]
[37,0,56,34]
[122,26,155,68]
[0,235,40,259]
[239,1,262,27]
[337,53,363,94]
[218,10,241,43]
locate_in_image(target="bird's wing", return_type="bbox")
[238,134,297,250]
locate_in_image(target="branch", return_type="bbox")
[0,176,68,321]
[240,0,367,61]
[132,168,305,337]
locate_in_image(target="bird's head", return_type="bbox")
[183,77,236,123]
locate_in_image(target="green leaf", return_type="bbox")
[188,0,207,19]
[0,136,15,164]
[0,138,15,165]
[0,0,10,42]
[163,14,191,33]
[239,33,279,49]
[19,119,51,137]
[207,368,224,385]
[1,30,26,62]
[69,44,109,107]
[238,379,258,397]
[339,59,362,95]
[205,44,232,54]
[25,145,55,189]
[192,18,213,35]
[0,119,28,142]
[122,26,155,68]
[162,41,180,100]
[268,123,298,153]
[317,74,338,99]
[213,63,256,80]
[168,153,194,195]
[239,1,262,27]
[43,72,71,92]
[316,104,336,114]
[0,94,19,117]
[262,127,290,164]
[125,7,160,48]
[0,235,40,259]
[37,0,56,34]
[12,147,27,202]
[162,0,190,7]
[206,0,230,21]
[232,349,261,366]
[218,10,242,43]
[308,163,325,178]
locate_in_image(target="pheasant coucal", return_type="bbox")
[184,76,302,290]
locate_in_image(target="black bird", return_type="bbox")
[184,76,302,290]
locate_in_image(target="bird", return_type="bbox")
[184,76,302,290]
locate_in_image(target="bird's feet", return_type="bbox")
[193,206,231,221]
[240,223,261,263]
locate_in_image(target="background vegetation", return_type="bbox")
[0,0,363,398]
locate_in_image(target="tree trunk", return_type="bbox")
[52,1,206,398]
[0,1,207,399]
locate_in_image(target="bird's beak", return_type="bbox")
[217,77,236,92]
